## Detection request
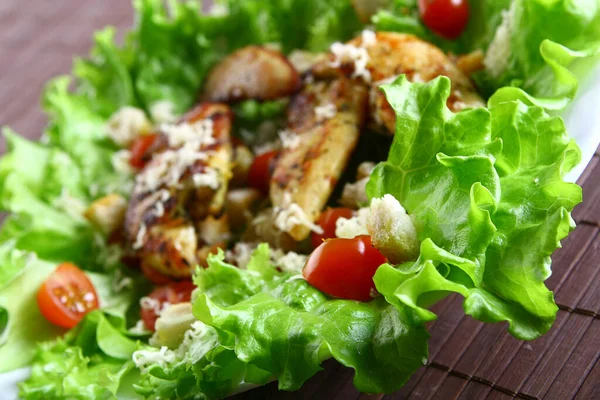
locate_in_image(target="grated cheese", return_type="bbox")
[111,269,133,293]
[192,168,220,189]
[135,143,208,192]
[329,42,371,82]
[335,207,370,239]
[226,242,256,269]
[314,103,337,121]
[274,203,324,235]
[154,201,165,218]
[106,106,150,147]
[272,251,308,275]
[111,149,134,175]
[150,100,178,124]
[129,320,148,335]
[133,320,218,372]
[453,101,468,111]
[162,119,215,148]
[253,140,280,155]
[140,296,162,315]
[278,129,300,149]
[361,29,377,47]
[133,346,177,373]
[133,223,147,250]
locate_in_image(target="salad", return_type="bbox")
[1,0,599,398]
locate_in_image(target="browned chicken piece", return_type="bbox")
[455,50,485,76]
[124,103,234,279]
[140,221,198,279]
[313,32,485,134]
[270,77,369,241]
[203,46,301,102]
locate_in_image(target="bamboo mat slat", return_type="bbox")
[1,1,598,399]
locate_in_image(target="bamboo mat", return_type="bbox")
[1,1,598,399]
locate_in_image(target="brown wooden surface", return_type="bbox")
[1,1,598,399]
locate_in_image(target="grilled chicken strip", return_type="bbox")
[203,46,301,102]
[313,32,485,134]
[270,77,368,241]
[124,103,233,278]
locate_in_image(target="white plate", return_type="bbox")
[1,66,600,400]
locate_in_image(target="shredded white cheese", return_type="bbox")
[411,73,424,83]
[453,101,468,111]
[133,223,147,250]
[314,104,337,121]
[273,251,308,275]
[154,201,165,218]
[192,168,220,189]
[150,100,178,124]
[226,242,256,269]
[329,42,371,82]
[274,193,323,235]
[361,29,377,47]
[162,119,215,148]
[140,297,163,315]
[111,269,133,293]
[253,140,280,155]
[133,346,178,373]
[111,149,134,175]
[274,203,323,235]
[129,320,148,335]
[278,129,300,149]
[106,106,150,147]
[133,320,218,372]
[135,143,208,192]
[335,207,370,239]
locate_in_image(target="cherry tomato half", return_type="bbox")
[129,134,158,169]
[419,0,470,40]
[37,263,99,329]
[140,281,195,331]
[248,150,278,194]
[311,207,355,248]
[303,235,387,301]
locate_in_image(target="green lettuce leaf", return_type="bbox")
[19,311,137,399]
[480,0,600,108]
[192,247,429,394]
[0,249,63,372]
[375,0,600,109]
[368,76,581,340]
[0,240,147,372]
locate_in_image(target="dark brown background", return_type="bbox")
[1,1,598,399]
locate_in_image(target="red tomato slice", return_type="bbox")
[129,134,158,169]
[418,0,470,40]
[311,207,355,248]
[247,150,278,194]
[303,235,387,301]
[37,263,99,329]
[140,281,195,331]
